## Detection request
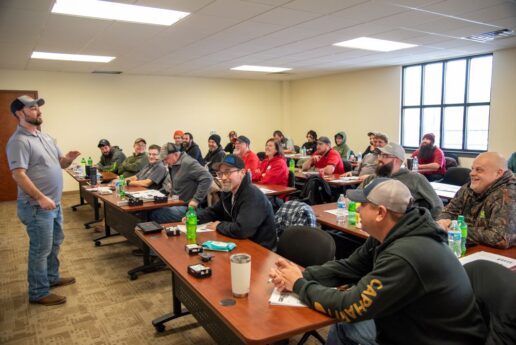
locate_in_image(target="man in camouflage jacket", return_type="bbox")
[437,152,515,249]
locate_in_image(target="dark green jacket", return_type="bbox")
[294,207,486,345]
[96,146,126,173]
[118,152,148,178]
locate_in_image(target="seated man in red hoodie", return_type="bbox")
[256,138,288,186]
[233,135,260,182]
[302,136,345,175]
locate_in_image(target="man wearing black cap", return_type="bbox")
[7,95,81,306]
[182,132,205,165]
[233,135,260,182]
[96,139,126,173]
[197,155,276,250]
[410,133,446,181]
[204,134,225,175]
[269,179,486,345]
[118,138,149,177]
[150,143,213,223]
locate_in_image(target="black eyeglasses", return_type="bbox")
[216,170,239,178]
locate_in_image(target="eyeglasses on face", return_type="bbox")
[216,169,239,178]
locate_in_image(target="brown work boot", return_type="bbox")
[30,293,66,306]
[51,277,76,287]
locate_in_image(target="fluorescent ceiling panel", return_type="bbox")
[31,51,115,63]
[333,37,417,52]
[231,65,291,73]
[51,0,190,26]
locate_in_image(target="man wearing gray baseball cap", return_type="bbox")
[360,142,443,219]
[269,178,486,345]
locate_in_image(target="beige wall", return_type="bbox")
[288,47,516,168]
[0,70,283,191]
[1,47,514,192]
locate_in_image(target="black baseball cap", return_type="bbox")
[213,154,245,170]
[236,135,250,146]
[97,139,110,148]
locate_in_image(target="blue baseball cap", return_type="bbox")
[213,154,245,170]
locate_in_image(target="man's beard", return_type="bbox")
[103,150,113,158]
[221,181,232,193]
[182,142,189,148]
[26,117,42,126]
[418,143,435,161]
[376,161,393,177]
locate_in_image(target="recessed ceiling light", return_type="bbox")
[333,37,417,52]
[231,65,292,73]
[31,51,115,63]
[51,0,190,26]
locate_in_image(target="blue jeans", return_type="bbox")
[150,206,188,223]
[326,320,377,345]
[17,201,64,301]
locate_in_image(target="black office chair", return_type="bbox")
[276,226,336,345]
[464,260,516,344]
[342,160,352,173]
[257,151,266,161]
[439,167,471,186]
[444,152,460,166]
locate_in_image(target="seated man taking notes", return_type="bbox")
[124,144,167,190]
[269,179,486,345]
[197,155,277,250]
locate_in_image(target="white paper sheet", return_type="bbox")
[174,224,215,233]
[459,251,516,269]
[269,288,307,307]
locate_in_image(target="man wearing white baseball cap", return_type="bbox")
[269,178,486,345]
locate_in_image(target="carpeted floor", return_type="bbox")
[0,192,328,344]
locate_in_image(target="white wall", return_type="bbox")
[0,70,284,191]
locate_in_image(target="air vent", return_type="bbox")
[464,29,514,43]
[92,70,122,74]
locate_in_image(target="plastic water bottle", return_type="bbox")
[448,220,462,258]
[348,201,357,226]
[357,152,362,163]
[289,159,295,173]
[412,157,419,172]
[186,206,197,244]
[301,146,307,156]
[80,157,86,176]
[337,194,346,224]
[458,215,468,256]
[87,156,93,166]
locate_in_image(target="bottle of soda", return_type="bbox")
[448,220,462,258]
[458,215,468,256]
[412,157,419,172]
[289,159,295,173]
[336,194,346,224]
[348,201,357,226]
[186,206,197,244]
[118,175,126,199]
[87,156,93,166]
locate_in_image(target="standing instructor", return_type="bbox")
[7,95,80,306]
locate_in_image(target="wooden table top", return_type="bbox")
[294,171,362,187]
[465,244,516,259]
[88,185,185,212]
[137,227,334,344]
[66,169,118,183]
[312,203,369,239]
[255,183,297,196]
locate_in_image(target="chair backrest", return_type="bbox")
[464,260,516,344]
[257,151,266,161]
[441,167,471,186]
[342,160,353,173]
[274,200,317,238]
[276,226,336,267]
[444,152,460,166]
[445,156,458,170]
[288,170,295,187]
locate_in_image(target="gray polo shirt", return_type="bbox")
[136,161,167,189]
[6,125,63,205]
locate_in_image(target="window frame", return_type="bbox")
[401,53,492,157]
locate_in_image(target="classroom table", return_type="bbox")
[430,181,461,200]
[255,183,297,196]
[66,169,117,228]
[312,202,369,239]
[294,171,363,188]
[136,226,334,344]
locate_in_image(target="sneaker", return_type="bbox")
[30,293,66,306]
[51,277,76,287]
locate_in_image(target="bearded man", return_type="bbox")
[411,133,446,181]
